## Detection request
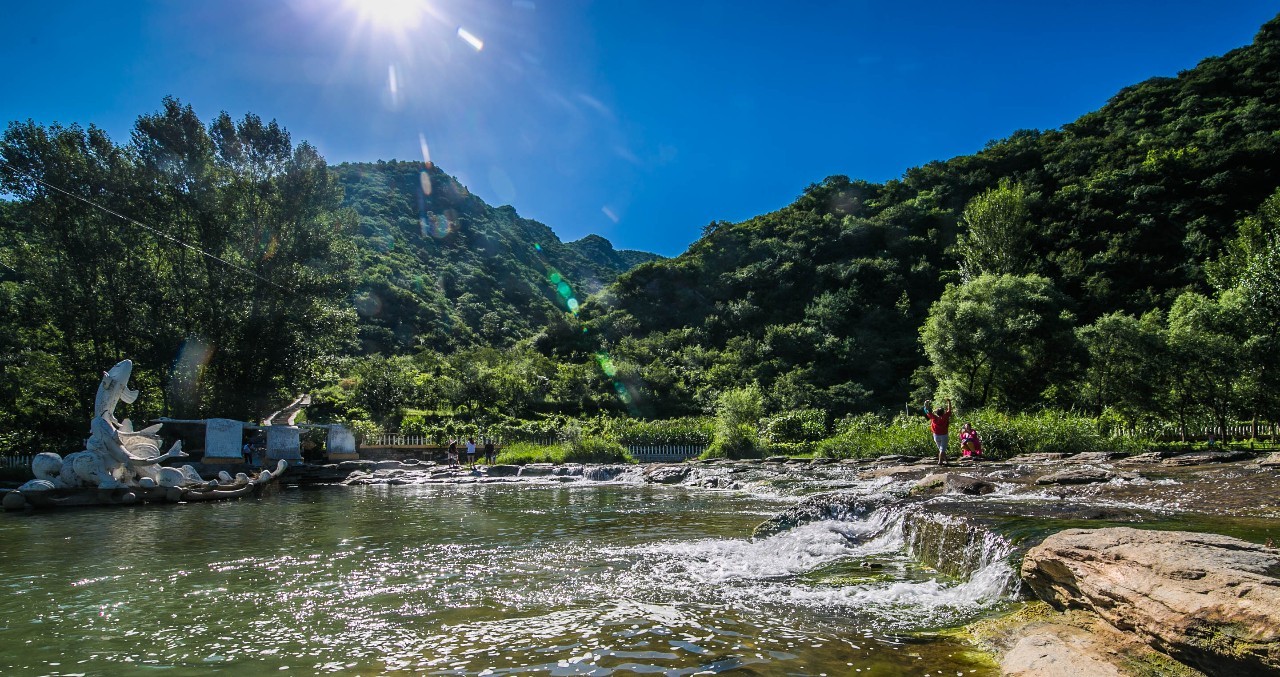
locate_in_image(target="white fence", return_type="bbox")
[1,455,33,469]
[626,445,705,462]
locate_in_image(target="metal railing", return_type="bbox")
[1,455,33,469]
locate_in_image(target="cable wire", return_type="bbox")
[0,158,284,289]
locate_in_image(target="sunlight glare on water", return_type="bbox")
[0,484,1002,675]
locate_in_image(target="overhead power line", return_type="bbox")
[0,158,284,290]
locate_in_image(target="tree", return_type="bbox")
[921,274,1078,410]
[954,179,1035,281]
[1076,310,1168,423]
[1165,292,1242,441]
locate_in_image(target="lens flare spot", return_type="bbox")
[457,27,484,51]
[556,282,572,298]
[567,298,580,313]
[595,353,617,378]
[418,132,432,167]
[534,243,542,252]
[601,206,619,223]
[388,64,400,98]
[549,272,562,284]
[419,170,432,196]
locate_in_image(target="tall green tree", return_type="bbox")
[921,274,1078,410]
[953,178,1035,281]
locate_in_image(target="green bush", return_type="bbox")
[762,409,827,443]
[704,386,764,459]
[617,417,713,445]
[816,414,933,459]
[563,438,635,464]
[346,419,383,445]
[493,439,635,465]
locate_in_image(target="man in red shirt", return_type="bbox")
[923,399,953,466]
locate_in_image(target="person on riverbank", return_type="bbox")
[959,422,983,460]
[924,399,953,465]
[448,438,459,466]
[466,437,477,467]
[484,439,496,465]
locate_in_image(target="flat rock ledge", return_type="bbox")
[1021,527,1280,675]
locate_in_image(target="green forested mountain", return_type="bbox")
[583,14,1280,419]
[334,160,660,354]
[3,15,1280,453]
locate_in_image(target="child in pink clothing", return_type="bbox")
[959,423,983,459]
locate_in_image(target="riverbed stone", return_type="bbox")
[1260,452,1280,467]
[944,473,998,495]
[518,464,555,477]
[1070,451,1126,463]
[486,464,520,477]
[645,465,691,484]
[1035,466,1113,485]
[1021,527,1280,675]
[1161,450,1256,466]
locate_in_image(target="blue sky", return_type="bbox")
[3,1,1277,256]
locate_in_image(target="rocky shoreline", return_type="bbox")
[283,448,1280,675]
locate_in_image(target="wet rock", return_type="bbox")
[337,460,378,473]
[808,457,835,465]
[764,456,789,463]
[1022,527,1280,675]
[1070,451,1126,463]
[1161,450,1256,466]
[485,465,520,477]
[873,454,916,464]
[374,460,407,470]
[752,491,890,540]
[913,473,947,492]
[645,465,691,484]
[585,466,627,481]
[1019,453,1074,463]
[944,474,998,495]
[1260,453,1280,468]
[518,464,555,477]
[1035,466,1113,485]
[1002,623,1128,676]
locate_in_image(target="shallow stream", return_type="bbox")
[0,482,1011,675]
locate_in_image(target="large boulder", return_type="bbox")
[1022,527,1280,675]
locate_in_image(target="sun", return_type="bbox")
[346,0,430,31]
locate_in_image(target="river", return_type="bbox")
[0,481,1014,675]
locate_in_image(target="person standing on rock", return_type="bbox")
[923,399,953,465]
[466,437,477,467]
[484,439,496,465]
[448,438,459,466]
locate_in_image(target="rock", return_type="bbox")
[1161,450,1256,466]
[1035,466,1113,485]
[752,491,890,540]
[337,460,378,473]
[764,456,789,463]
[584,466,626,481]
[1001,624,1127,676]
[914,473,947,492]
[1018,453,1074,463]
[944,473,997,495]
[1070,451,1126,463]
[485,464,520,477]
[373,460,406,470]
[808,457,835,465]
[645,465,690,484]
[1260,453,1280,468]
[518,464,555,477]
[1021,527,1280,675]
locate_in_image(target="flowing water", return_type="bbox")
[0,483,1014,675]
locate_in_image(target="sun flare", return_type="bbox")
[347,0,430,30]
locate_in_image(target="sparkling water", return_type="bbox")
[0,483,1010,675]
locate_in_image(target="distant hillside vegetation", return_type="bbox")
[333,160,660,354]
[583,14,1280,417]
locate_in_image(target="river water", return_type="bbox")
[0,482,1013,675]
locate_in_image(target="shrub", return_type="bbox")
[704,386,764,459]
[346,419,383,446]
[616,418,714,446]
[563,438,635,464]
[494,441,564,465]
[762,409,827,443]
